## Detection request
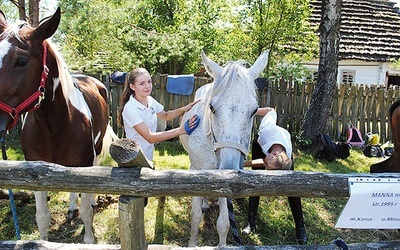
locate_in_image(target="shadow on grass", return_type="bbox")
[0,194,36,240]
[156,140,187,157]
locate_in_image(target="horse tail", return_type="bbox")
[98,124,119,165]
[227,198,243,246]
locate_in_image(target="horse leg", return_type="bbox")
[216,197,229,247]
[201,197,210,212]
[67,192,79,221]
[34,191,50,241]
[189,196,203,247]
[80,193,95,244]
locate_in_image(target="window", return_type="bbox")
[341,70,355,84]
[387,75,400,88]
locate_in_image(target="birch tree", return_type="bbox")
[299,0,342,142]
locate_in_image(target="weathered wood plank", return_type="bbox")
[111,139,148,250]
[0,160,399,198]
[109,138,153,168]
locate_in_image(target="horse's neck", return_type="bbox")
[39,58,69,115]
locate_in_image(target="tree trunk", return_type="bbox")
[28,0,39,27]
[300,0,342,140]
[17,0,26,21]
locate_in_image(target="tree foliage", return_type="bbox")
[50,0,317,76]
[1,0,55,26]
[1,0,327,142]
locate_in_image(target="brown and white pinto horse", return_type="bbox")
[370,99,400,173]
[0,8,116,243]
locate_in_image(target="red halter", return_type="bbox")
[0,42,48,130]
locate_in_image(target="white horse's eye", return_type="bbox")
[251,108,258,117]
[209,104,216,114]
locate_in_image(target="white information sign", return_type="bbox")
[335,177,400,229]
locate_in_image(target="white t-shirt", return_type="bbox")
[122,95,164,161]
[257,110,292,159]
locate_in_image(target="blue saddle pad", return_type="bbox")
[111,71,127,84]
[166,74,195,95]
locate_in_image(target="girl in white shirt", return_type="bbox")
[257,108,292,170]
[117,68,200,161]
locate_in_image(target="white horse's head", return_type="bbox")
[201,50,269,170]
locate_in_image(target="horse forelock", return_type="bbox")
[210,62,257,108]
[0,20,31,43]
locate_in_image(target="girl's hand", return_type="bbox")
[256,107,275,116]
[183,99,201,112]
[180,114,200,135]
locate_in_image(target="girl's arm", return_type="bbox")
[134,115,198,143]
[244,158,265,168]
[158,99,200,121]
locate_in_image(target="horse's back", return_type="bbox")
[370,99,400,173]
[70,74,112,160]
[72,74,109,104]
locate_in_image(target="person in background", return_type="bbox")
[117,67,200,162]
[242,107,308,245]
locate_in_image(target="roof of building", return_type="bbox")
[310,0,400,62]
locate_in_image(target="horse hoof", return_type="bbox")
[201,200,210,213]
[242,223,255,235]
[91,204,99,213]
[84,235,95,244]
[66,209,79,222]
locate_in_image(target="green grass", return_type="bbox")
[1,134,399,247]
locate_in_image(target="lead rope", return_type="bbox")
[1,134,21,240]
[227,198,243,246]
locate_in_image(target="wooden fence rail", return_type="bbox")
[1,139,400,249]
[2,159,397,198]
[100,73,400,143]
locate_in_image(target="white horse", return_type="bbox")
[180,50,269,247]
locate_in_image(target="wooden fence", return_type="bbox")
[1,138,400,249]
[101,73,400,143]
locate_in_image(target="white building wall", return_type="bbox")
[303,59,399,85]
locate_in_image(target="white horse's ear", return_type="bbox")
[248,50,270,80]
[201,50,223,78]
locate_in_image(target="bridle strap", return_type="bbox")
[214,141,248,156]
[0,42,48,130]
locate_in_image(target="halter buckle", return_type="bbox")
[34,93,45,109]
[43,65,49,76]
[8,109,15,120]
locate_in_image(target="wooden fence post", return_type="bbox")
[109,138,153,250]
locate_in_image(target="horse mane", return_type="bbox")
[46,40,76,106]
